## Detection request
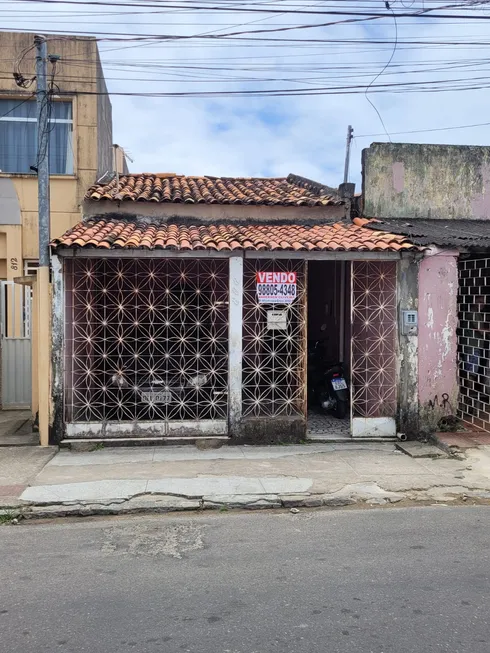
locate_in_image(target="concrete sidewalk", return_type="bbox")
[0,446,57,507]
[2,441,490,518]
[0,410,38,447]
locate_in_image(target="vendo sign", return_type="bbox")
[256,271,297,304]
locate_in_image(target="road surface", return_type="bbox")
[0,506,489,652]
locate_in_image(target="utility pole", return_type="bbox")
[343,125,354,184]
[35,34,51,446]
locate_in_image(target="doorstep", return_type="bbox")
[307,434,396,443]
[60,436,230,449]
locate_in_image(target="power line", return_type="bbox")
[356,120,490,137]
[364,4,398,141]
[0,93,36,119]
[6,0,489,17]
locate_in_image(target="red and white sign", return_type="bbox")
[256,271,297,304]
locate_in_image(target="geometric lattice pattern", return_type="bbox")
[242,259,307,417]
[351,261,397,418]
[457,256,490,432]
[64,258,229,423]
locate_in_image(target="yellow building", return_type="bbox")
[0,31,125,419]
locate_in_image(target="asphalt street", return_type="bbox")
[0,506,489,653]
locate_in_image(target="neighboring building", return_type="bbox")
[361,142,490,435]
[49,172,419,445]
[0,31,125,412]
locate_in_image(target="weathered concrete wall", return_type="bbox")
[96,51,113,178]
[363,142,490,219]
[418,249,459,431]
[235,416,306,444]
[82,200,345,223]
[50,256,64,445]
[397,254,420,437]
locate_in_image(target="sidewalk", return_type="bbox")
[2,441,490,518]
[0,410,38,447]
[0,446,56,507]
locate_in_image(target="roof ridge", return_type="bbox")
[287,173,340,198]
[84,173,344,206]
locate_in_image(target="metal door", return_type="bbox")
[1,280,32,408]
[350,261,397,438]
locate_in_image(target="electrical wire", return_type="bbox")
[4,0,490,158]
[0,93,36,119]
[356,120,490,137]
[364,3,397,141]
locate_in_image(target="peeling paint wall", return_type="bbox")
[363,142,490,219]
[50,255,65,445]
[82,200,345,223]
[418,250,459,429]
[397,255,419,436]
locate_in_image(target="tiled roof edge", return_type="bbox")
[287,173,340,198]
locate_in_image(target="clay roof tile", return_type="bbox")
[51,220,419,253]
[84,173,343,207]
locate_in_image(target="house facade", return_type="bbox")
[362,142,490,435]
[0,31,125,414]
[49,172,419,445]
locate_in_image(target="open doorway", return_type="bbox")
[307,261,351,439]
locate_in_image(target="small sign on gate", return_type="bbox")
[267,310,288,330]
[256,271,297,304]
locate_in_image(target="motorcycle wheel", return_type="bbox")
[333,399,348,419]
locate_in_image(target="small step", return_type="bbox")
[307,435,396,443]
[60,436,230,449]
[395,441,447,458]
[0,432,39,447]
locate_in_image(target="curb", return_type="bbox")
[2,487,490,521]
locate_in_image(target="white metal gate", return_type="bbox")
[0,280,32,408]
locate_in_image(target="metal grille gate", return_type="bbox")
[351,261,397,422]
[1,280,32,408]
[64,258,229,433]
[457,256,490,432]
[242,259,307,418]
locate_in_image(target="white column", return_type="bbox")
[228,256,243,436]
[50,254,65,445]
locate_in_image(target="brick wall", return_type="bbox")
[458,256,490,431]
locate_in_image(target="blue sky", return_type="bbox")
[2,0,490,188]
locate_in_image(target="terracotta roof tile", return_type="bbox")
[85,173,343,207]
[52,219,418,252]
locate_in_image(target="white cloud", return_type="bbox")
[2,1,490,188]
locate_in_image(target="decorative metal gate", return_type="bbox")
[351,261,397,434]
[64,258,229,433]
[457,255,490,432]
[242,259,307,418]
[1,280,32,408]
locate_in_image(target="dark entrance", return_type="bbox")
[306,261,351,439]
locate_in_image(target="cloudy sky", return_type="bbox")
[2,0,490,188]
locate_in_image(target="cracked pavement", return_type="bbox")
[1,442,489,517]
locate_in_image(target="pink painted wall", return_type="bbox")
[418,251,459,410]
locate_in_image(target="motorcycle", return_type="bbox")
[307,341,349,419]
